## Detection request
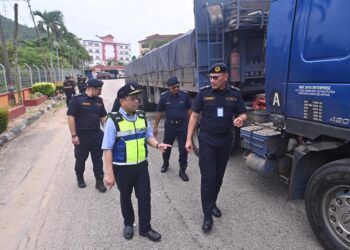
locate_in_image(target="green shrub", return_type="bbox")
[32,82,56,96]
[0,108,8,133]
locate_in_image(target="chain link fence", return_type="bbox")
[0,63,82,94]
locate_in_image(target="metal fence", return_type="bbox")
[0,63,82,93]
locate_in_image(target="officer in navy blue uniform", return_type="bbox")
[67,78,107,192]
[185,63,247,233]
[153,76,192,181]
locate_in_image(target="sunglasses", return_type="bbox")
[209,75,220,80]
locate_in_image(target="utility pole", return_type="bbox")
[13,3,22,104]
[0,13,15,104]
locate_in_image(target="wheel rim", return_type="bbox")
[322,185,350,247]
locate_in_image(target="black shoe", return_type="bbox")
[202,219,213,233]
[139,229,161,242]
[179,169,189,182]
[123,226,134,240]
[77,175,86,188]
[161,164,169,173]
[212,205,222,218]
[95,176,107,193]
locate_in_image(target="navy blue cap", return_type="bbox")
[209,63,228,74]
[117,82,143,99]
[87,79,104,88]
[166,76,180,86]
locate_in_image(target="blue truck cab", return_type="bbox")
[240,1,350,249]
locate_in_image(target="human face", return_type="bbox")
[120,95,140,113]
[168,84,180,95]
[209,73,228,90]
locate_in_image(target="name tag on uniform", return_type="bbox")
[217,107,224,117]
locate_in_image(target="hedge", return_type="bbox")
[32,82,56,97]
[0,108,8,133]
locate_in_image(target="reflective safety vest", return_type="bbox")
[109,111,148,166]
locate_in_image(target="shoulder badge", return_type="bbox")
[108,112,123,123]
[136,110,146,119]
[200,85,211,91]
[161,91,168,96]
[229,85,240,92]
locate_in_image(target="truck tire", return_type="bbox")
[305,159,350,250]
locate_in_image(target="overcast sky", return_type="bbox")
[1,0,195,56]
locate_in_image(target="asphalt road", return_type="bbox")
[0,79,322,250]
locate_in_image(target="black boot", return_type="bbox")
[161,163,169,173]
[179,166,189,182]
[95,176,106,193]
[77,175,86,188]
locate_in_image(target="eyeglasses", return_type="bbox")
[171,85,180,90]
[209,75,220,80]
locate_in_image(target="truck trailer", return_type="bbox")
[126,1,350,249]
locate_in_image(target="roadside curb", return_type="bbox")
[0,99,63,148]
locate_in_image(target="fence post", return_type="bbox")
[0,63,7,92]
[24,63,33,86]
[40,65,47,82]
[33,64,41,82]
[17,66,22,89]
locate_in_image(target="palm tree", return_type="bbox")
[33,10,66,42]
[33,10,66,68]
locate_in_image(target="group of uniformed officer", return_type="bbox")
[66,62,247,241]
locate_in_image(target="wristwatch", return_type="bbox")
[156,142,160,149]
[71,134,77,138]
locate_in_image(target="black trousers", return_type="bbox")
[74,130,104,178]
[199,139,231,220]
[113,161,151,233]
[65,90,75,107]
[162,120,188,167]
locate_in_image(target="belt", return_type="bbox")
[167,119,185,124]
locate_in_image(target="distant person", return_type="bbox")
[77,76,88,94]
[153,76,192,181]
[63,76,76,107]
[67,79,107,193]
[185,63,247,233]
[102,82,171,242]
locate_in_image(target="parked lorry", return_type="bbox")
[126,1,350,249]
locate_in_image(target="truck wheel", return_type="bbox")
[305,159,350,250]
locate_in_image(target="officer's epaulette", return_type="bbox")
[229,85,240,92]
[180,90,188,93]
[200,85,211,91]
[161,91,168,95]
[74,93,82,96]
[108,112,123,122]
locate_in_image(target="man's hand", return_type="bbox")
[104,172,116,189]
[185,139,193,153]
[153,127,158,137]
[157,143,172,153]
[233,117,244,128]
[72,136,80,145]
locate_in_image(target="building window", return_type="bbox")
[96,56,100,60]
[120,57,124,61]
[88,49,93,52]
[95,49,100,53]
[94,43,99,47]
